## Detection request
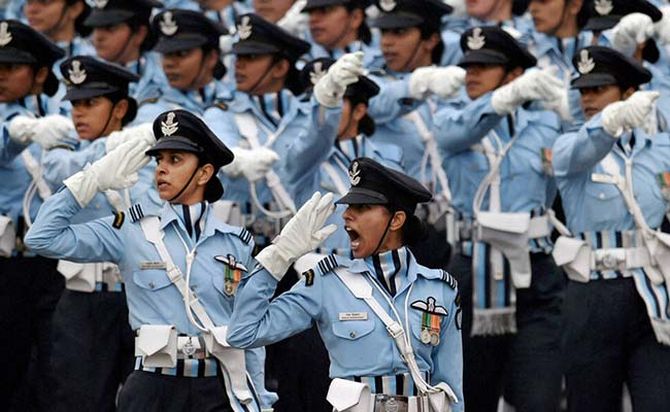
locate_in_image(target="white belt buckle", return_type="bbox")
[594,248,625,270]
[374,394,409,412]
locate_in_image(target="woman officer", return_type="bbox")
[25,110,274,412]
[227,158,463,412]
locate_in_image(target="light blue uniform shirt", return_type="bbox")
[305,31,385,71]
[553,113,670,233]
[433,92,561,218]
[227,249,463,410]
[24,188,277,408]
[123,52,167,104]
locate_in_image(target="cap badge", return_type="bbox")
[379,0,396,12]
[161,112,179,136]
[160,12,178,36]
[349,161,361,186]
[0,22,12,47]
[309,62,327,86]
[238,16,252,40]
[93,0,109,9]
[594,0,613,16]
[467,28,485,50]
[68,60,87,85]
[577,50,595,74]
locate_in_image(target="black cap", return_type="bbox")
[458,26,536,70]
[302,0,370,12]
[336,158,432,213]
[298,57,334,95]
[85,0,162,27]
[60,56,139,101]
[0,20,64,66]
[571,45,651,89]
[370,0,452,31]
[146,110,234,202]
[583,0,662,31]
[152,9,227,54]
[233,13,311,62]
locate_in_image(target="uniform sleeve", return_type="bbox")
[0,117,31,165]
[552,113,617,178]
[433,94,503,154]
[24,187,125,263]
[431,287,464,412]
[203,106,240,148]
[244,347,278,409]
[227,268,323,349]
[367,76,417,124]
[42,140,106,189]
[283,100,341,188]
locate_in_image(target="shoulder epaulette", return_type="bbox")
[127,203,145,223]
[236,228,253,245]
[210,101,228,111]
[317,254,339,276]
[441,270,458,290]
[139,97,159,106]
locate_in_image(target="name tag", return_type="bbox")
[339,312,368,321]
[591,173,617,184]
[140,261,167,270]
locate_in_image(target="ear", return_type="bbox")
[131,25,149,49]
[66,0,85,20]
[567,0,584,16]
[622,87,636,100]
[112,99,129,122]
[351,102,367,123]
[503,66,524,84]
[196,163,215,187]
[33,66,49,88]
[421,32,440,53]
[350,8,365,31]
[271,58,290,80]
[389,210,407,233]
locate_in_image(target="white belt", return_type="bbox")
[57,260,123,293]
[134,329,210,364]
[591,247,651,272]
[527,214,551,239]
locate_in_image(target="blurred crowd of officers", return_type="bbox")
[1,0,670,411]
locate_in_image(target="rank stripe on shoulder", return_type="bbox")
[317,254,338,275]
[237,228,252,245]
[128,203,144,223]
[112,211,125,229]
[441,270,457,290]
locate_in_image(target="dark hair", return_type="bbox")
[106,90,137,126]
[201,45,227,80]
[344,3,372,45]
[125,14,157,52]
[345,95,376,136]
[419,25,445,64]
[576,0,592,30]
[401,214,428,246]
[67,0,93,37]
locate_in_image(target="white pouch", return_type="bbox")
[57,260,98,293]
[205,326,254,404]
[426,382,457,411]
[476,212,532,288]
[0,216,16,257]
[552,236,591,283]
[326,378,371,412]
[210,200,244,227]
[135,325,177,368]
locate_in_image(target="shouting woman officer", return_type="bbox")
[227,158,463,412]
[25,110,272,412]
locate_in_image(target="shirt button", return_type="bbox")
[148,282,155,289]
[393,368,399,373]
[599,193,606,199]
[349,331,356,338]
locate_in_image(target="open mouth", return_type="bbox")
[345,226,361,250]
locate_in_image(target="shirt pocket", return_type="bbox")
[329,319,376,369]
[133,269,172,291]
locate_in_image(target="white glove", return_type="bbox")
[223,147,279,182]
[408,66,465,100]
[655,6,670,45]
[256,191,337,280]
[611,13,655,56]
[601,91,659,138]
[64,139,151,207]
[8,115,75,150]
[219,34,235,54]
[277,0,309,36]
[490,69,565,115]
[314,51,364,107]
[104,123,155,153]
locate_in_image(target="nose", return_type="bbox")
[342,206,353,221]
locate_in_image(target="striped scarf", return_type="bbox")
[364,247,409,297]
